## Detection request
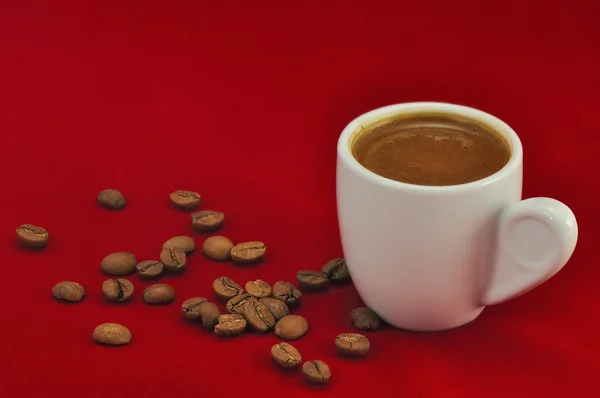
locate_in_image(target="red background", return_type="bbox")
[1,1,598,397]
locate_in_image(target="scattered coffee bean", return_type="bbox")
[213,277,244,300]
[170,190,201,210]
[296,270,329,291]
[97,189,126,210]
[160,247,187,272]
[243,300,276,332]
[335,333,370,356]
[199,301,220,331]
[272,281,302,306]
[350,307,381,331]
[230,241,266,263]
[93,323,132,346]
[181,297,208,321]
[226,294,258,314]
[302,360,331,385]
[202,236,234,261]
[191,210,224,232]
[16,224,49,248]
[101,252,137,276]
[245,279,272,298]
[271,342,302,369]
[259,298,290,321]
[51,281,85,302]
[322,257,350,282]
[143,283,175,304]
[136,260,164,278]
[163,236,196,254]
[274,315,308,340]
[102,279,134,303]
[214,314,247,336]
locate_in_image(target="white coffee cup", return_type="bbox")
[336,102,578,332]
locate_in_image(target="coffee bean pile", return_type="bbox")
[18,188,383,387]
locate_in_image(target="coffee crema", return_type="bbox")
[352,114,511,186]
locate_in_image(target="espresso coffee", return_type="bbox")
[352,114,511,186]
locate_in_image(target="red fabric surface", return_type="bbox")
[1,1,598,397]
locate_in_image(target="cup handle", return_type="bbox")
[481,197,578,305]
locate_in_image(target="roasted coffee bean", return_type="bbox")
[245,279,272,298]
[214,314,246,336]
[191,210,224,232]
[97,189,126,210]
[199,302,220,331]
[322,258,350,282]
[226,294,258,314]
[16,224,49,248]
[271,342,302,369]
[101,252,137,276]
[272,281,302,306]
[230,241,266,263]
[181,297,208,321]
[160,247,187,272]
[243,300,276,332]
[102,279,134,303]
[202,236,234,261]
[51,281,85,302]
[259,298,290,321]
[163,236,196,254]
[335,333,370,356]
[93,323,132,346]
[274,315,308,340]
[170,190,201,210]
[296,270,329,291]
[213,277,244,300]
[302,360,331,385]
[143,283,175,304]
[136,260,164,278]
[350,307,381,331]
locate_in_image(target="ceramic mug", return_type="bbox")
[336,102,578,332]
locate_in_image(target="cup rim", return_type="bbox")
[337,102,523,191]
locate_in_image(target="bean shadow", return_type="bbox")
[12,240,48,253]
[168,202,204,214]
[229,259,265,269]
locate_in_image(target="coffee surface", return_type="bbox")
[352,114,511,186]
